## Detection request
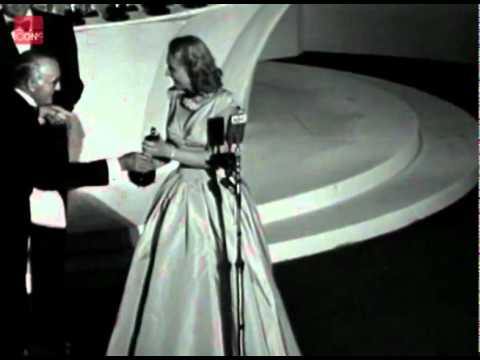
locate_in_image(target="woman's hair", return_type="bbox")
[168,35,223,95]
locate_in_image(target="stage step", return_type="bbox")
[263,67,477,263]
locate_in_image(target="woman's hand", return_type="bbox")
[142,138,173,159]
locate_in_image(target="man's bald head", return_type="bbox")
[14,51,61,106]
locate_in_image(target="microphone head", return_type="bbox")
[230,110,247,126]
[227,107,247,146]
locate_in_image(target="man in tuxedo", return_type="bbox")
[0,4,83,108]
[0,3,83,184]
[3,51,155,356]
[0,4,85,354]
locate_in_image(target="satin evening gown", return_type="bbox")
[107,88,301,356]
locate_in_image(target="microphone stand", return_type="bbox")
[209,113,247,356]
[230,143,246,357]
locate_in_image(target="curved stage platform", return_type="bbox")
[67,62,477,265]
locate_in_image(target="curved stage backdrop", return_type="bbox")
[27,4,476,264]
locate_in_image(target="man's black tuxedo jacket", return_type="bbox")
[0,9,85,196]
[4,89,108,231]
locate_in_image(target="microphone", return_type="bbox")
[207,116,225,149]
[207,108,247,172]
[226,107,247,148]
[226,107,248,356]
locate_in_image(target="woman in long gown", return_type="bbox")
[107,35,301,356]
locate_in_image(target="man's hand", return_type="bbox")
[153,158,169,169]
[119,152,155,173]
[38,105,73,127]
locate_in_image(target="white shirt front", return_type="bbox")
[15,88,36,106]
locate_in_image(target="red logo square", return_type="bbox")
[13,16,44,45]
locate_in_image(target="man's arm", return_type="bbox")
[64,160,109,189]
[35,153,155,191]
[63,153,155,189]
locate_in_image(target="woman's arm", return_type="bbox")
[142,139,211,169]
[143,91,241,169]
[169,145,211,169]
